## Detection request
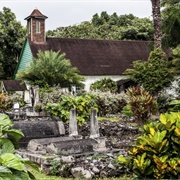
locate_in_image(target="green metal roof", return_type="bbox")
[14,39,33,79]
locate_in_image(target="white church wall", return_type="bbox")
[83,75,127,92]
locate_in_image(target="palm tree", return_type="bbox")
[151,0,162,49]
[16,50,84,88]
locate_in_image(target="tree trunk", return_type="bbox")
[151,0,162,49]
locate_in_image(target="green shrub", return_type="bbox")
[157,92,172,113]
[39,85,65,105]
[44,94,97,125]
[0,93,8,112]
[122,87,158,123]
[0,113,39,179]
[91,92,127,117]
[169,99,180,112]
[118,112,180,179]
[124,48,174,95]
[0,93,25,112]
[90,78,117,93]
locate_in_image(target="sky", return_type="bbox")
[0,0,152,31]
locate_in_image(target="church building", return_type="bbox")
[14,9,151,92]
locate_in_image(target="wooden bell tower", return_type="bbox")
[25,9,48,43]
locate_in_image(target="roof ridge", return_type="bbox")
[46,37,151,43]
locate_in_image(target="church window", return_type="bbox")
[28,21,31,34]
[36,21,41,33]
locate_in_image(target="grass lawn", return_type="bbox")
[30,168,71,180]
[98,116,122,122]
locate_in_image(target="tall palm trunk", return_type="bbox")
[151,0,162,48]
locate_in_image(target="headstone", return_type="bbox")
[13,102,20,119]
[69,109,78,136]
[13,102,20,112]
[57,121,65,135]
[90,108,100,138]
[33,85,39,106]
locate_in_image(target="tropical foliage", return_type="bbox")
[118,112,180,179]
[0,113,39,179]
[161,0,180,47]
[44,94,97,125]
[124,48,174,95]
[39,85,65,105]
[90,78,117,93]
[171,46,180,74]
[168,99,180,112]
[0,93,25,112]
[91,91,127,117]
[44,91,128,124]
[16,50,84,88]
[0,7,26,79]
[122,87,158,123]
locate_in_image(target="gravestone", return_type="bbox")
[46,139,98,155]
[27,136,75,152]
[12,120,64,147]
[69,109,78,136]
[90,108,100,138]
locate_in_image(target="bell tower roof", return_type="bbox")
[25,8,48,20]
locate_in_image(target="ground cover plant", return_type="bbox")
[118,111,180,179]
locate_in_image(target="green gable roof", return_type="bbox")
[14,39,33,79]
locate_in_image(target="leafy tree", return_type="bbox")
[0,7,26,79]
[90,78,117,93]
[16,50,84,88]
[124,48,174,95]
[161,0,180,47]
[46,12,153,41]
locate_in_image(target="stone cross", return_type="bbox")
[90,108,100,138]
[69,108,78,136]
